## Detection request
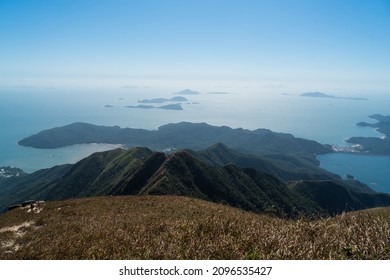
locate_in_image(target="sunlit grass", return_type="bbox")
[1,195,389,259]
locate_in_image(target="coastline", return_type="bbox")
[2,143,123,174]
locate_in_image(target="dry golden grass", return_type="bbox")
[1,195,389,259]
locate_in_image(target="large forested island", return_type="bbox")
[18,122,331,155]
[346,114,390,155]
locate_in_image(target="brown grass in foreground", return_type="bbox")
[1,195,389,260]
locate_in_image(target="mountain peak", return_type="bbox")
[209,142,231,151]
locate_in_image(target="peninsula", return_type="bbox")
[346,114,390,155]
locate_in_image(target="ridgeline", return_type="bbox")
[1,145,389,216]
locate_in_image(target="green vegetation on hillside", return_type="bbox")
[195,143,340,181]
[289,180,390,215]
[1,146,388,217]
[347,137,390,155]
[0,147,322,217]
[1,196,389,260]
[0,164,72,212]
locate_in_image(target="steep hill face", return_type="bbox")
[0,164,72,212]
[195,143,340,182]
[137,151,321,215]
[289,180,390,215]
[45,147,156,199]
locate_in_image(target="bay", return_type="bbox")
[318,153,390,193]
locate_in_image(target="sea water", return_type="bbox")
[318,153,390,193]
[0,87,389,192]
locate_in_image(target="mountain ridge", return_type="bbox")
[1,145,389,216]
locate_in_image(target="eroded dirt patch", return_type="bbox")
[0,221,34,254]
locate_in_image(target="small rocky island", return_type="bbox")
[126,94,188,110]
[138,96,188,104]
[301,92,335,98]
[125,103,183,110]
[173,89,200,95]
[346,114,390,155]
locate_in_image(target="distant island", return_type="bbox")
[301,92,335,98]
[346,114,390,155]
[104,104,114,108]
[173,89,200,95]
[300,92,368,100]
[125,103,183,110]
[138,96,188,103]
[158,104,183,110]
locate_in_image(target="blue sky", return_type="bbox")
[0,0,389,92]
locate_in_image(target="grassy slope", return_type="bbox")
[1,195,389,260]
